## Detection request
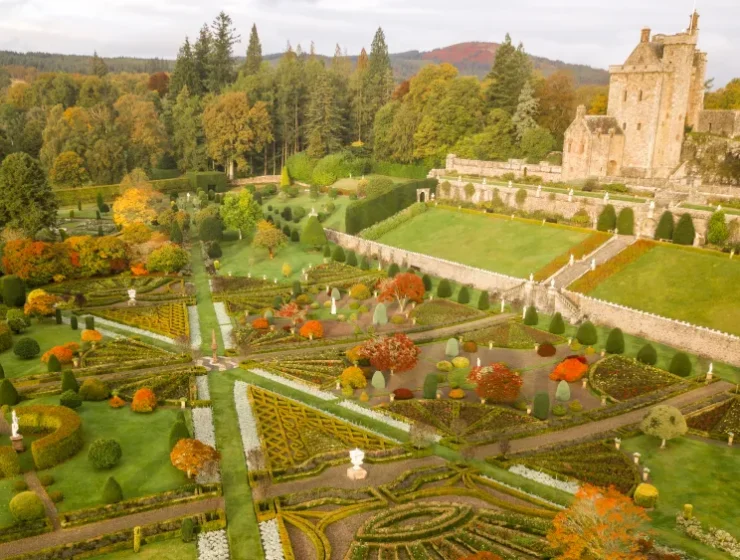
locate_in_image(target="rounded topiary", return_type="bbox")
[445,338,459,358]
[12,480,27,492]
[423,374,438,399]
[181,517,195,543]
[0,379,19,406]
[346,251,358,267]
[462,341,477,353]
[451,356,469,369]
[436,279,452,298]
[371,371,385,389]
[655,211,674,240]
[669,353,692,377]
[549,312,565,335]
[38,474,54,487]
[537,342,556,357]
[457,286,470,304]
[637,344,658,366]
[436,360,453,372]
[207,241,222,259]
[634,483,659,508]
[79,378,110,401]
[60,390,82,409]
[9,491,45,522]
[576,321,597,346]
[88,438,122,469]
[533,392,550,420]
[617,207,635,235]
[48,490,63,503]
[605,328,625,354]
[523,306,538,326]
[477,291,490,311]
[555,380,571,402]
[47,354,62,373]
[387,263,400,278]
[597,204,617,232]
[102,476,123,504]
[13,337,40,359]
[199,216,223,242]
[61,370,79,393]
[331,245,346,263]
[85,316,95,330]
[422,274,433,291]
[672,213,695,246]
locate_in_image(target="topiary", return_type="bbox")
[462,341,478,353]
[445,338,459,358]
[102,476,123,504]
[6,309,29,334]
[346,251,358,267]
[422,274,432,291]
[576,321,597,346]
[132,388,157,412]
[359,256,370,270]
[669,353,692,377]
[637,344,658,366]
[634,483,659,508]
[655,211,674,240]
[9,491,45,522]
[549,312,565,335]
[537,342,556,357]
[0,364,4,379]
[2,275,26,307]
[61,370,79,393]
[13,337,40,359]
[555,380,571,402]
[85,316,95,330]
[332,245,346,263]
[672,213,695,246]
[552,404,568,416]
[55,308,62,325]
[605,328,625,354]
[79,378,110,401]
[169,420,190,450]
[423,374,438,399]
[533,392,550,420]
[60,390,82,409]
[88,438,122,469]
[387,263,400,278]
[617,207,635,235]
[70,316,78,330]
[0,379,19,406]
[12,480,27,492]
[457,286,470,304]
[370,371,385,389]
[437,279,452,298]
[47,354,62,373]
[523,306,538,326]
[597,204,617,231]
[38,474,54,487]
[181,517,195,543]
[477,291,490,311]
[448,388,465,399]
[207,241,222,259]
[451,356,469,369]
[372,303,387,326]
[48,490,63,503]
[393,388,414,400]
[199,216,223,242]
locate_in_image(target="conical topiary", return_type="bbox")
[673,213,695,246]
[0,379,19,406]
[669,353,692,377]
[372,303,388,326]
[61,370,79,393]
[323,244,331,257]
[371,371,385,389]
[637,344,658,366]
[605,328,625,354]
[549,312,565,335]
[523,306,538,326]
[617,207,635,235]
[102,477,123,504]
[597,204,617,232]
[331,246,346,263]
[360,256,370,270]
[437,279,452,298]
[655,211,674,240]
[47,354,62,373]
[576,321,597,346]
[387,263,400,278]
[457,286,470,304]
[477,291,490,311]
[555,380,571,402]
[445,338,459,358]
[346,251,358,267]
[422,274,433,291]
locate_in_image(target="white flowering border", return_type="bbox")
[192,406,219,483]
[249,368,338,401]
[188,305,202,350]
[508,464,579,495]
[338,400,442,443]
[259,519,286,560]
[196,375,211,401]
[233,381,261,468]
[213,302,233,349]
[480,475,566,510]
[197,529,230,560]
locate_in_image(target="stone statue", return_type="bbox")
[604,192,610,203]
[569,254,575,266]
[482,178,487,185]
[568,189,574,202]
[347,448,367,480]
[529,273,534,283]
[331,298,337,316]
[127,288,137,307]
[508,181,513,188]
[550,279,556,289]
[500,299,505,313]
[11,410,19,438]
[648,200,655,219]
[476,357,481,367]
[309,207,318,217]
[591,258,596,271]
[536,185,542,198]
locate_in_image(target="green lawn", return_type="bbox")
[0,322,83,379]
[15,398,188,512]
[622,435,740,560]
[333,174,409,191]
[219,238,325,281]
[376,208,591,279]
[86,538,196,560]
[0,478,17,528]
[587,245,740,336]
[263,192,352,233]
[190,245,224,355]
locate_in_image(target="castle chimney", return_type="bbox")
[640,28,651,43]
[689,11,699,34]
[576,105,586,119]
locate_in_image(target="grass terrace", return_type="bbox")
[218,239,326,280]
[0,322,83,379]
[87,539,196,560]
[376,207,595,278]
[332,174,411,192]
[261,192,352,232]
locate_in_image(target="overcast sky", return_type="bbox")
[0,0,737,86]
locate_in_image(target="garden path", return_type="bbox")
[0,496,224,558]
[472,380,734,459]
[549,234,636,289]
[23,472,60,531]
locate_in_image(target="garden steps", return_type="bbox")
[549,235,637,289]
[23,472,61,531]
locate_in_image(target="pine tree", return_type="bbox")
[365,29,393,144]
[655,211,674,241]
[511,80,538,140]
[90,51,109,78]
[244,24,263,76]
[193,25,212,94]
[170,37,200,97]
[306,68,345,158]
[170,221,183,244]
[350,48,370,143]
[486,34,532,114]
[208,12,240,93]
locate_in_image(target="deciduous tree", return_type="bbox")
[112,185,161,226]
[220,189,262,240]
[468,363,523,403]
[378,272,425,312]
[252,220,287,259]
[49,151,89,187]
[170,438,220,479]
[361,333,420,373]
[640,405,687,448]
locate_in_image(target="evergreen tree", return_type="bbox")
[244,24,263,76]
[193,25,212,94]
[511,80,538,140]
[485,34,532,114]
[365,28,394,144]
[655,211,674,240]
[90,51,108,78]
[477,291,490,311]
[669,353,692,377]
[523,306,538,326]
[597,204,617,232]
[549,312,565,335]
[707,211,729,246]
[576,321,597,346]
[637,344,658,366]
[208,12,240,93]
[617,207,635,235]
[302,216,326,248]
[275,45,306,157]
[457,286,470,304]
[350,48,371,143]
[605,328,625,354]
[170,38,200,97]
[306,68,345,158]
[422,274,432,291]
[0,153,58,235]
[170,221,183,244]
[673,213,695,246]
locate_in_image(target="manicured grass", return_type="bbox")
[191,245,224,355]
[587,245,740,335]
[376,207,592,279]
[0,478,17,528]
[209,371,264,560]
[333,174,410,191]
[86,538,196,560]
[219,238,325,281]
[622,435,740,560]
[16,398,188,512]
[0,322,83,379]
[264,192,352,232]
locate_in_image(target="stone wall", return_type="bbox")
[695,110,740,138]
[565,291,740,367]
[444,155,563,183]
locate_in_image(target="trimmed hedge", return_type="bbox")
[0,324,12,353]
[17,405,84,469]
[637,344,658,366]
[13,337,40,359]
[669,353,692,377]
[53,177,192,206]
[0,446,21,478]
[345,179,437,234]
[0,379,19,406]
[9,491,45,522]
[88,438,122,469]
[2,275,26,307]
[186,171,227,193]
[370,160,430,179]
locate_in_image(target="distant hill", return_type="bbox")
[1,41,609,86]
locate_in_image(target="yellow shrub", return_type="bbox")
[340,366,367,390]
[448,389,465,399]
[452,357,470,369]
[349,284,371,300]
[634,483,658,508]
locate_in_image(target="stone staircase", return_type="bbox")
[549,235,637,289]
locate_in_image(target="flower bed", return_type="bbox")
[81,338,178,368]
[465,321,562,349]
[188,305,202,349]
[687,397,740,436]
[257,352,345,388]
[306,261,385,290]
[258,519,286,560]
[198,529,230,560]
[508,464,580,494]
[109,366,207,402]
[589,355,682,401]
[90,302,190,339]
[410,299,484,326]
[192,408,216,448]
[233,381,261,470]
[248,368,338,401]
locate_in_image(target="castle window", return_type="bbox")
[623,122,627,130]
[567,141,572,153]
[623,91,628,102]
[637,123,642,131]
[638,90,643,101]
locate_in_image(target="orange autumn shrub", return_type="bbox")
[252,318,269,329]
[109,396,127,408]
[131,388,157,413]
[550,357,589,383]
[299,320,323,339]
[81,329,103,343]
[449,388,465,399]
[130,263,148,276]
[41,342,80,364]
[346,345,366,364]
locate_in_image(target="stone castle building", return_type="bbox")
[562,12,738,182]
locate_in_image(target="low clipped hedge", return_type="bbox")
[17,405,84,470]
[187,171,227,193]
[0,446,21,478]
[53,177,191,206]
[0,323,12,352]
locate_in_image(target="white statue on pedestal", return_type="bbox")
[569,254,575,266]
[500,299,505,313]
[536,185,542,198]
[529,273,534,283]
[591,258,596,271]
[127,289,137,307]
[11,410,19,438]
[568,189,574,202]
[648,200,655,219]
[347,448,367,480]
[309,207,318,217]
[331,298,337,315]
[482,178,487,185]
[476,357,481,367]
[604,192,610,203]
[550,279,556,289]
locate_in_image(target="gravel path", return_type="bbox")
[23,472,60,531]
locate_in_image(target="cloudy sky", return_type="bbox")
[0,0,737,86]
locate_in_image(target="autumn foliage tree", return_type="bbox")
[112,186,162,226]
[547,484,649,560]
[468,363,523,403]
[252,220,287,259]
[49,151,89,187]
[378,272,425,312]
[170,438,220,479]
[2,239,72,285]
[23,289,60,318]
[361,333,420,373]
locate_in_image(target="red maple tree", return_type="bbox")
[361,333,420,373]
[378,272,425,312]
[469,363,523,403]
